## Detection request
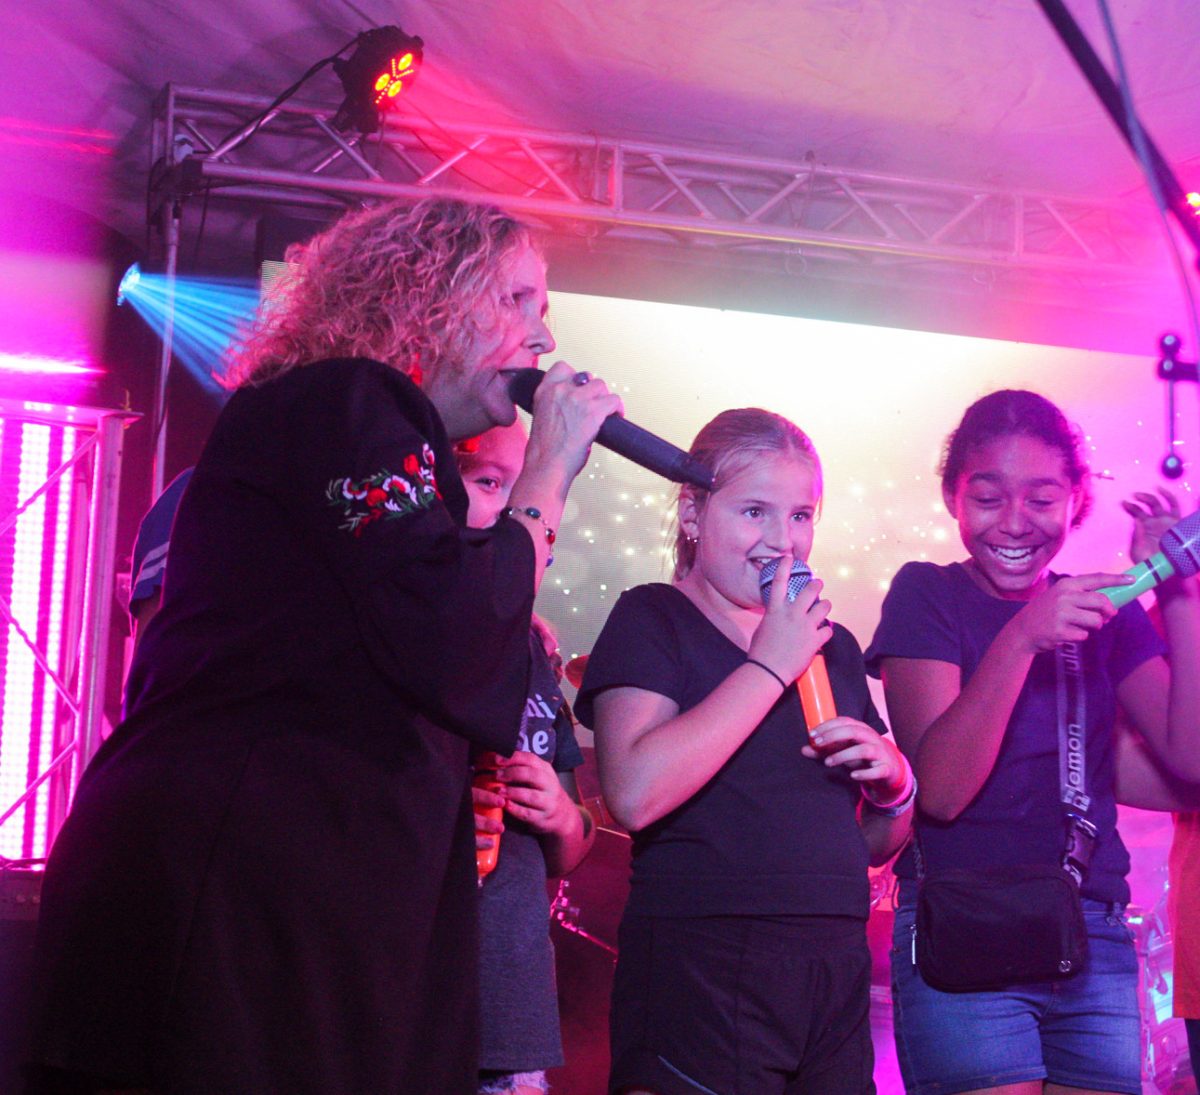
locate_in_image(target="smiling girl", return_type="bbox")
[577,408,913,1095]
[866,389,1200,1095]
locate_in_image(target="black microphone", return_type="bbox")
[505,369,715,490]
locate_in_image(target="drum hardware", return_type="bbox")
[866,866,896,991]
[545,741,624,1094]
[1129,883,1198,1095]
[550,878,580,929]
[564,654,589,689]
[550,878,618,957]
[869,867,891,910]
[582,794,625,836]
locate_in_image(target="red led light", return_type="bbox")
[372,53,419,109]
[332,26,424,133]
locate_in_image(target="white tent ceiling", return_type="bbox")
[12,1,1200,230]
[6,1,1200,351]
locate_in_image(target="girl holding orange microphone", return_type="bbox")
[578,408,913,1095]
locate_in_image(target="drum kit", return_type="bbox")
[545,708,626,1093]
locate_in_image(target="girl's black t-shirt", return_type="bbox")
[577,582,887,920]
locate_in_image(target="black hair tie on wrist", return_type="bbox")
[744,657,787,691]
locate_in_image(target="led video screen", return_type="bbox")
[538,289,1194,729]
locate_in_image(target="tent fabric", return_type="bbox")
[7,1,1200,247]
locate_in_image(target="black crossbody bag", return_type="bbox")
[912,642,1095,993]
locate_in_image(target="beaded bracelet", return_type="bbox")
[502,505,556,566]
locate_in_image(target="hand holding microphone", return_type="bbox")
[515,363,624,487]
[1010,496,1200,654]
[756,556,837,748]
[756,557,916,808]
[506,367,715,490]
[500,364,623,581]
[1098,499,1200,606]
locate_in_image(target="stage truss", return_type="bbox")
[152,84,1155,291]
[0,400,138,859]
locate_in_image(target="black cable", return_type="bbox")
[144,154,170,256]
[1037,0,1200,257]
[1095,0,1200,433]
[192,187,210,266]
[213,33,362,153]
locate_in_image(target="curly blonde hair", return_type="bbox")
[224,198,536,389]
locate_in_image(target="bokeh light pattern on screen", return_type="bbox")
[536,290,1196,728]
[527,289,1193,1091]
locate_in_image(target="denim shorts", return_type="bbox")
[890,898,1142,1095]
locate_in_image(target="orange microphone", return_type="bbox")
[472,752,505,885]
[758,558,837,747]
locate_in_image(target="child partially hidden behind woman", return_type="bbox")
[457,421,595,1095]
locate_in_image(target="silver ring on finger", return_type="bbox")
[572,371,592,386]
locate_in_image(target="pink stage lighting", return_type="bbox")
[0,353,95,377]
[0,414,77,859]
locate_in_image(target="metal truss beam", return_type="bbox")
[0,400,139,854]
[153,84,1153,285]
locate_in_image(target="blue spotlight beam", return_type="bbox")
[120,274,260,397]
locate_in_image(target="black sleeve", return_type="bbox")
[575,585,684,728]
[1107,598,1168,684]
[864,561,960,678]
[218,359,535,751]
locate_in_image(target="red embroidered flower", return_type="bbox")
[329,462,438,535]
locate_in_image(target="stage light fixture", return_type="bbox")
[117,263,141,306]
[332,26,424,134]
[1188,192,1200,214]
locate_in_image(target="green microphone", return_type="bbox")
[1098,510,1200,607]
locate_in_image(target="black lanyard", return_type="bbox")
[1056,641,1097,884]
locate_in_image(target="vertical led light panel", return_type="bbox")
[0,415,76,860]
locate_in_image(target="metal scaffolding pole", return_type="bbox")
[74,409,136,784]
[151,203,181,501]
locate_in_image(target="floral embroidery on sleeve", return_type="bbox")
[326,444,441,536]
